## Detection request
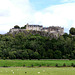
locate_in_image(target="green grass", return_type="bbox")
[0,67,75,75]
[0,59,75,67]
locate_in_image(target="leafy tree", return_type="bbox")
[22,50,29,59]
[69,27,75,35]
[26,49,34,59]
[21,25,26,29]
[14,25,20,29]
[0,29,75,59]
[9,51,16,59]
[54,50,62,59]
[33,52,40,59]
[63,33,69,39]
[47,49,54,59]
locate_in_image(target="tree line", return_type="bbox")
[0,27,75,59]
[14,25,26,29]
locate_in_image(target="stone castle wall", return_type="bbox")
[9,24,64,37]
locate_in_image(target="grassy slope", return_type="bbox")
[0,67,75,75]
[0,60,75,67]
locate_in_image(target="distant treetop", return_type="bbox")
[69,27,75,35]
[14,25,20,29]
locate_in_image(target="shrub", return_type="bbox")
[23,65,25,67]
[63,63,66,67]
[3,57,6,60]
[73,65,75,67]
[69,58,72,60]
[29,58,31,60]
[71,63,75,67]
[0,57,1,59]
[31,64,34,67]
[38,58,40,60]
[71,63,74,67]
[7,57,9,59]
[3,65,8,67]
[22,58,24,60]
[56,63,59,67]
[47,64,49,67]
[39,65,41,67]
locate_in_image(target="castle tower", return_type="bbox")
[26,23,29,30]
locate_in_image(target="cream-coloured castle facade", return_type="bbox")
[10,23,64,37]
[26,24,64,36]
[26,23,43,31]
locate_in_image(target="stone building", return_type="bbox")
[26,23,43,31]
[26,23,64,36]
[41,27,49,32]
[9,23,64,37]
[48,26,64,36]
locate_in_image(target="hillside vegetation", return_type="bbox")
[0,30,75,59]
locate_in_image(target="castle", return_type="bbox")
[9,23,64,37]
[25,23,64,37]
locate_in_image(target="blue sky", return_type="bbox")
[0,0,75,34]
[30,0,61,10]
[30,0,75,10]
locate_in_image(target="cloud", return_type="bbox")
[61,0,75,2]
[0,10,10,17]
[0,0,34,33]
[0,0,75,34]
[33,3,75,33]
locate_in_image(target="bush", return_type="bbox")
[31,64,34,67]
[7,57,9,59]
[23,65,25,67]
[38,58,40,60]
[3,57,6,60]
[39,65,41,67]
[0,57,1,59]
[47,64,49,67]
[55,63,59,67]
[63,63,66,67]
[29,58,31,60]
[71,63,74,67]
[3,65,8,67]
[73,65,75,67]
[22,58,24,60]
[69,58,72,60]
[71,63,75,67]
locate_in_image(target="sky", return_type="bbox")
[0,0,75,34]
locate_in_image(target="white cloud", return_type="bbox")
[33,3,75,33]
[0,0,34,33]
[0,0,75,34]
[61,0,75,2]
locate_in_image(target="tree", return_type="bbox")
[26,49,34,59]
[14,25,20,29]
[64,37,72,54]
[54,50,62,59]
[9,51,16,59]
[21,25,26,29]
[47,49,54,59]
[63,33,69,39]
[33,52,40,59]
[16,50,23,59]
[29,40,38,51]
[22,51,29,59]
[69,27,75,35]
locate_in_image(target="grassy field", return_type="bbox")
[0,59,75,67]
[0,67,75,75]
